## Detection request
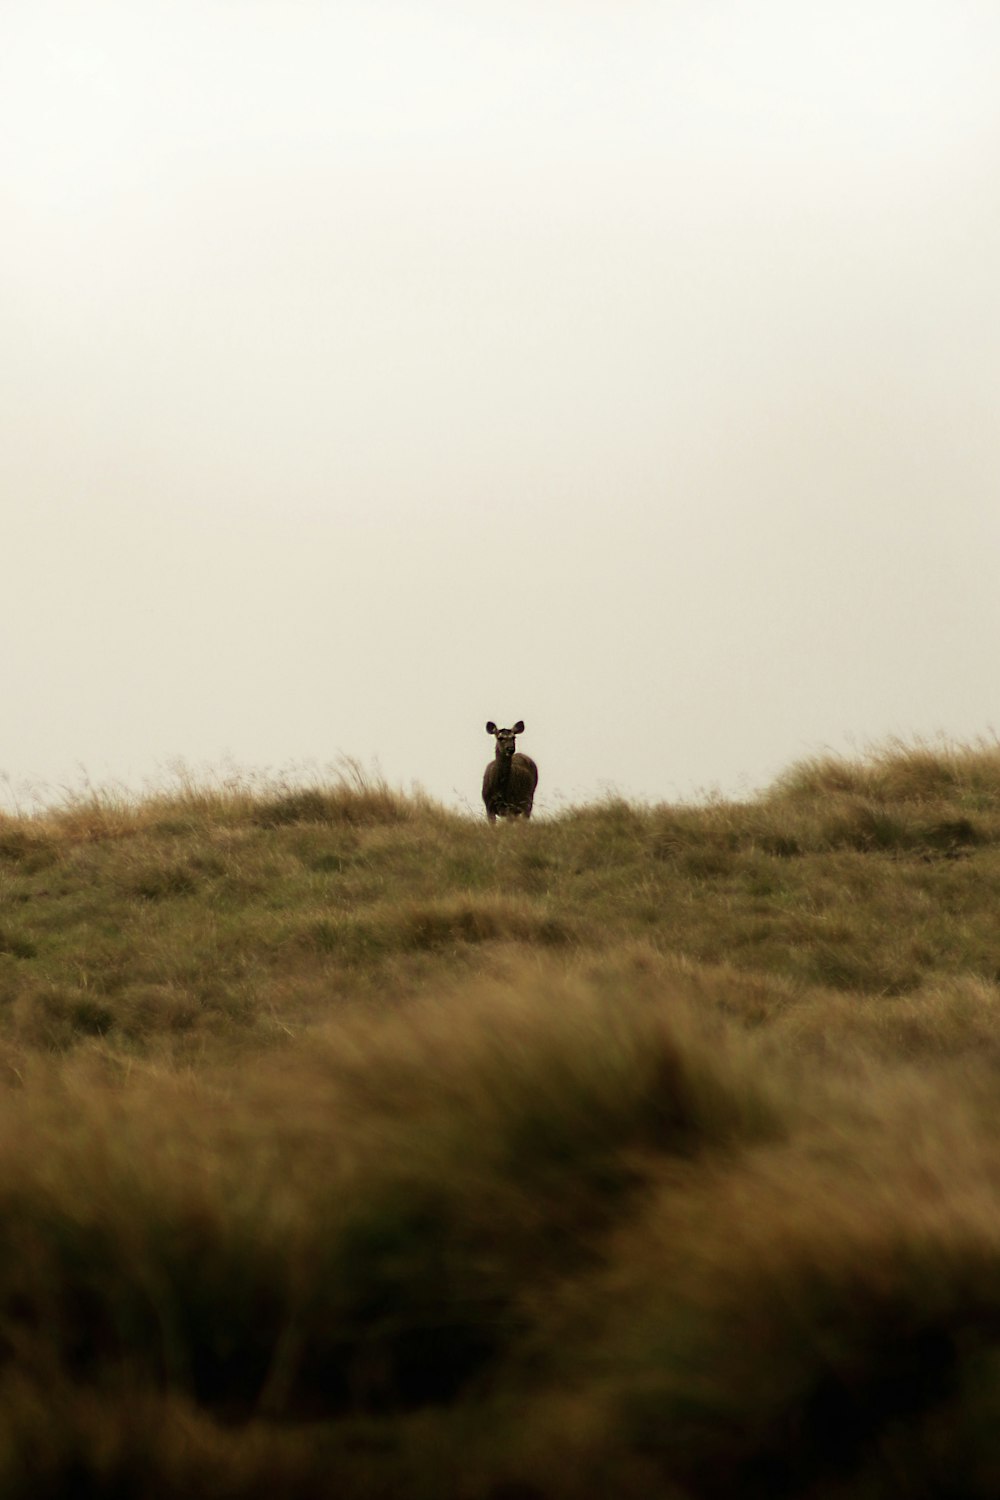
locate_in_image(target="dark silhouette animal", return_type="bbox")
[482,721,538,824]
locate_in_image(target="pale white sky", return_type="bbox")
[3,1,1000,812]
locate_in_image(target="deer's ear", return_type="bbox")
[486,722,497,735]
[512,720,525,734]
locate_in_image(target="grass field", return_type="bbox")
[3,740,1000,1496]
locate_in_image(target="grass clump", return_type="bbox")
[0,978,779,1437]
[0,928,36,960]
[588,1128,1000,1499]
[772,733,1000,807]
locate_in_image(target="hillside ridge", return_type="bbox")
[1,740,1000,1495]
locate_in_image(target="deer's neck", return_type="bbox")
[494,751,514,790]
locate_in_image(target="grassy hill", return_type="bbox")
[3,741,1000,1496]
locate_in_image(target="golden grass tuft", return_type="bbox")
[772,733,1000,806]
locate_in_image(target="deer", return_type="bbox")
[482,721,538,824]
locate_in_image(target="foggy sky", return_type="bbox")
[4,1,1000,813]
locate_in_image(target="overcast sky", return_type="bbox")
[3,0,999,814]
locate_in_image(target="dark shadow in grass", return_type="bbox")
[0,928,37,958]
[129,865,199,901]
[0,829,56,871]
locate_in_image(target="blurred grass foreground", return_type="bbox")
[4,741,1000,1496]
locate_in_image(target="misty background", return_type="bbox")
[3,1,999,814]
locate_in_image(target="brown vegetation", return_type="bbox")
[2,742,1000,1495]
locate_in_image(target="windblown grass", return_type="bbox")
[1,741,1000,1494]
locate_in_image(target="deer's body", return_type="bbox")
[483,721,538,824]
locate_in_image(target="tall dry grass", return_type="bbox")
[0,742,1000,1493]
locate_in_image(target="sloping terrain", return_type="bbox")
[2,742,1000,1497]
